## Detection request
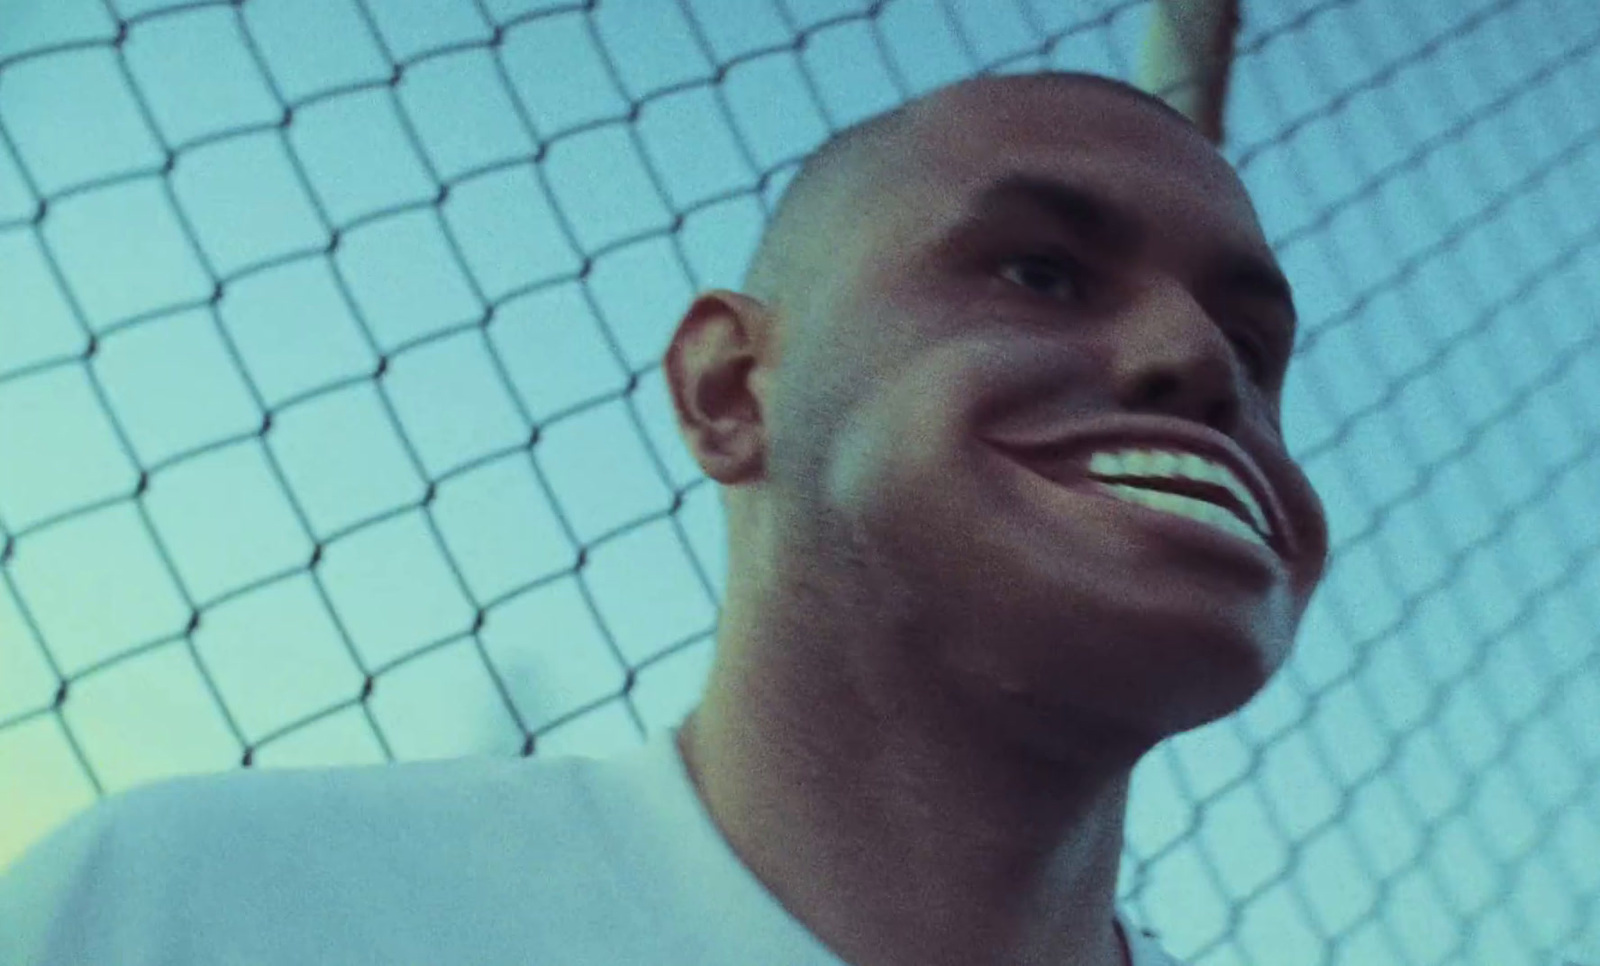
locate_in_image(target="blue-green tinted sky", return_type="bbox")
[0,1,1597,964]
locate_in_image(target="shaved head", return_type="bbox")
[742,72,1200,319]
[739,101,913,315]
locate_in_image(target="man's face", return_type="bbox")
[756,79,1331,748]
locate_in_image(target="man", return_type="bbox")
[666,6,1328,964]
[2,3,1328,965]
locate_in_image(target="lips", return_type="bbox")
[1083,471,1263,535]
[986,418,1295,560]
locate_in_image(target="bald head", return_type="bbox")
[740,72,1204,322]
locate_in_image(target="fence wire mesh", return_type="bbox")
[0,1,1598,964]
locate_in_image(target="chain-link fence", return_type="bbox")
[1,1,1597,964]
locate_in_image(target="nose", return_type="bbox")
[1110,282,1244,434]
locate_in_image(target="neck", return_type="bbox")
[675,609,1137,966]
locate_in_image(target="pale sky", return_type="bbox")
[0,1,1597,964]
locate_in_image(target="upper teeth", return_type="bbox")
[1087,448,1270,536]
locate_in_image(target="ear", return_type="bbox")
[664,289,776,489]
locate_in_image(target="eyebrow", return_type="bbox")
[959,171,1299,325]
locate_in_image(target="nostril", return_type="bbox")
[1205,396,1238,430]
[1134,372,1180,403]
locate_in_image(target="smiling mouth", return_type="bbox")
[991,445,1286,562]
[1083,478,1273,551]
[988,437,1289,560]
[1083,469,1262,531]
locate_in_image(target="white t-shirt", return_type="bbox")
[0,724,1185,965]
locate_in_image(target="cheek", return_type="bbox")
[814,327,1106,526]
[821,385,947,531]
[818,345,993,538]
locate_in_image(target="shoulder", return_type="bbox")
[93,751,581,872]
[1,754,582,965]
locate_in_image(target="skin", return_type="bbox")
[663,74,1331,966]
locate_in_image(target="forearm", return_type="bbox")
[1136,0,1242,144]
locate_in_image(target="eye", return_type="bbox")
[997,253,1086,302]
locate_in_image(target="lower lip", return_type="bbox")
[1077,481,1279,563]
[1010,462,1282,573]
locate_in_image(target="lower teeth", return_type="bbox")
[1093,482,1269,549]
